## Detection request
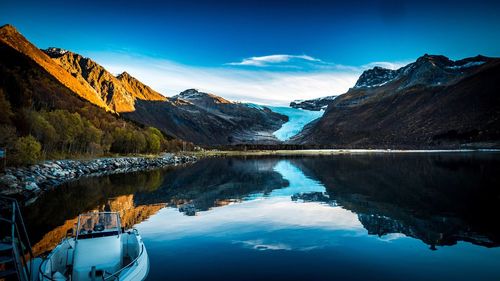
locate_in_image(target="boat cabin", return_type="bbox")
[72,212,123,280]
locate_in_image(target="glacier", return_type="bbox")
[267,106,324,141]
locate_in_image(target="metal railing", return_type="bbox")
[38,256,55,281]
[103,238,145,281]
[0,196,34,281]
[38,238,73,281]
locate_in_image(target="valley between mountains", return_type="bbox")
[1,23,499,160]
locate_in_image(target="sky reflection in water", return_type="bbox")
[138,161,362,247]
[133,157,500,281]
[23,154,500,281]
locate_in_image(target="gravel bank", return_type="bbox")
[0,154,197,203]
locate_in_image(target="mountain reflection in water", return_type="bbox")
[23,154,500,281]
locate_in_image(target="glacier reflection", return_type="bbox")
[24,154,500,281]
[136,160,368,251]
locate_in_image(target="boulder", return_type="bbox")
[25,182,40,192]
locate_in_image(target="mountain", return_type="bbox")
[0,24,188,159]
[117,71,166,102]
[171,88,233,107]
[290,95,339,111]
[0,25,109,110]
[42,45,287,145]
[6,23,497,148]
[127,89,288,145]
[42,43,287,145]
[1,24,286,146]
[292,54,500,148]
[47,49,288,145]
[44,48,166,112]
[0,24,118,119]
[353,66,399,88]
[353,54,493,90]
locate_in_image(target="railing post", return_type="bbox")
[15,200,34,260]
[1,197,34,281]
[91,266,96,281]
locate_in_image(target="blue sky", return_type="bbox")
[2,0,500,104]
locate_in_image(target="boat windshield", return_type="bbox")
[77,212,121,239]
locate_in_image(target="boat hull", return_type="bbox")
[36,229,149,281]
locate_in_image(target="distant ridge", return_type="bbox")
[127,89,288,145]
[290,96,339,111]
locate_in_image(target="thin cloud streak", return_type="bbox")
[362,61,411,70]
[88,51,407,106]
[227,54,321,67]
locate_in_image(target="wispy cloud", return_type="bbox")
[227,54,321,67]
[362,61,411,70]
[86,51,409,106]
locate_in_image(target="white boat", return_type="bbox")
[36,212,149,281]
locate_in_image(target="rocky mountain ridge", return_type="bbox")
[117,71,167,102]
[290,95,339,111]
[127,89,287,145]
[0,25,110,110]
[353,54,491,90]
[291,54,500,148]
[172,88,233,104]
[43,48,167,112]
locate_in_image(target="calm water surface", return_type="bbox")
[23,153,500,281]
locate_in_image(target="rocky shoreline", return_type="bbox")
[0,154,197,204]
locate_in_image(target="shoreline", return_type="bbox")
[3,148,499,204]
[0,154,197,204]
[196,148,500,157]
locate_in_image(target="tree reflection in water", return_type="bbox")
[24,153,500,257]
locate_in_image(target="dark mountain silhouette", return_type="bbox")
[292,54,500,148]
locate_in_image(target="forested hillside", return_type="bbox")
[0,33,191,166]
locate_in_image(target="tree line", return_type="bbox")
[0,89,193,166]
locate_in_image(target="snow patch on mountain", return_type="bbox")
[290,95,339,111]
[353,66,398,89]
[44,47,69,57]
[173,89,204,100]
[446,61,486,69]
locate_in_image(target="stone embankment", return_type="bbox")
[0,154,197,202]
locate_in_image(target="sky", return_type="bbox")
[2,0,500,105]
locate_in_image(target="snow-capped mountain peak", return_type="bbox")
[353,54,492,91]
[353,66,398,89]
[290,95,339,111]
[43,47,69,57]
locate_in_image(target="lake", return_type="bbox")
[23,153,500,281]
